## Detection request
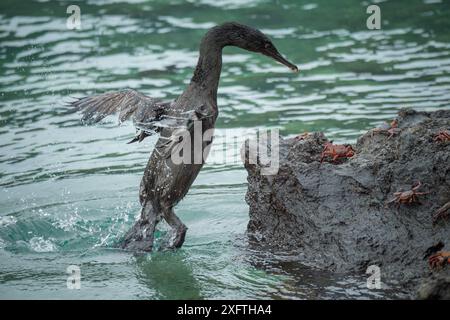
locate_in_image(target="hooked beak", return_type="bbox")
[263,48,298,72]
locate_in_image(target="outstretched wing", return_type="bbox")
[70,89,179,143]
[70,88,165,125]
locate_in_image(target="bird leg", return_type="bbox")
[162,206,188,249]
[120,201,161,252]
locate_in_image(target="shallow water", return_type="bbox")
[0,0,449,299]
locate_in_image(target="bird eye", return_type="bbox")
[264,42,271,49]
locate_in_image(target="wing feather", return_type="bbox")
[69,89,206,145]
[71,89,162,125]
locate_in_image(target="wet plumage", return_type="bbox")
[70,22,297,251]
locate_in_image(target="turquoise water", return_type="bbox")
[1,0,449,299]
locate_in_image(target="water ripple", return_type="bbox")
[0,0,449,299]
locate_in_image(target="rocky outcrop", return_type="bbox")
[242,108,450,296]
[417,270,450,300]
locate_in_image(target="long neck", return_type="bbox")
[188,29,228,103]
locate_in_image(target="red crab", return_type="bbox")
[320,141,355,163]
[386,181,429,206]
[386,120,401,139]
[371,119,401,139]
[294,132,310,141]
[428,251,450,270]
[433,130,450,143]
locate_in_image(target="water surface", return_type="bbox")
[1,0,449,299]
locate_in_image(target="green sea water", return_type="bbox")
[1,0,449,299]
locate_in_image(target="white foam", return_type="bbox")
[0,216,17,227]
[29,236,57,252]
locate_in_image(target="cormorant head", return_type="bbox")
[208,22,299,72]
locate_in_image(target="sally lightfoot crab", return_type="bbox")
[386,181,429,206]
[320,141,355,163]
[433,130,450,143]
[428,251,450,270]
[294,132,310,141]
[371,119,400,139]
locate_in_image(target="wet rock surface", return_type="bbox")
[417,269,450,300]
[242,108,450,297]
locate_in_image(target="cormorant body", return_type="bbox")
[71,22,298,251]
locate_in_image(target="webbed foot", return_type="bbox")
[167,225,188,249]
[120,220,155,252]
[120,201,160,252]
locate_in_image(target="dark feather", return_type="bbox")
[70,89,201,144]
[69,89,175,140]
[70,89,162,125]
